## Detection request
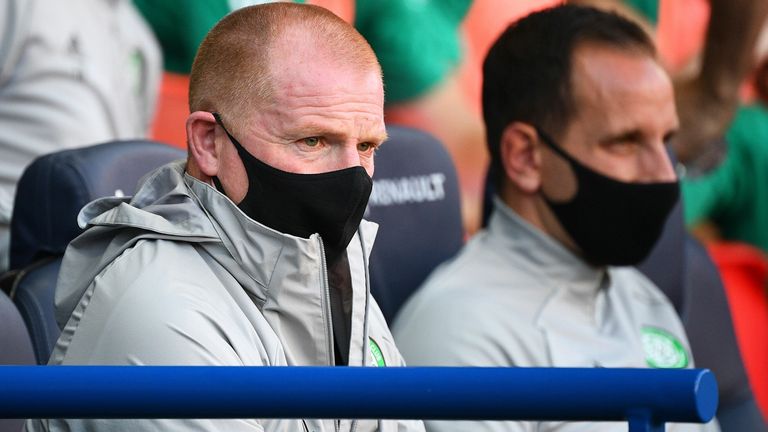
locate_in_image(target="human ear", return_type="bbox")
[186,111,219,178]
[499,122,542,194]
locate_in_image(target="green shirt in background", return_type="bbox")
[682,103,768,253]
[624,0,659,25]
[132,0,230,74]
[354,0,469,104]
[132,0,470,104]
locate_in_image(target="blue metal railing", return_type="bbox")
[0,366,718,432]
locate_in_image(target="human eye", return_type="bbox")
[612,140,640,151]
[601,131,643,155]
[296,136,328,152]
[357,142,378,153]
[302,137,321,148]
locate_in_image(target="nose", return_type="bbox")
[338,142,362,169]
[641,142,677,182]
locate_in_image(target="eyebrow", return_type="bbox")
[599,129,644,144]
[599,127,679,145]
[291,124,388,144]
[373,131,389,143]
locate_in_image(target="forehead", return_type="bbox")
[268,25,383,101]
[257,31,385,137]
[271,58,384,109]
[569,43,675,127]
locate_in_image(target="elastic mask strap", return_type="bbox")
[535,127,582,166]
[210,112,240,196]
[212,112,247,154]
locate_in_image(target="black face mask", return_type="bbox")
[536,128,679,267]
[212,113,372,264]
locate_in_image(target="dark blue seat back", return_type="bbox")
[10,140,186,270]
[366,126,463,322]
[0,289,34,365]
[7,140,185,364]
[7,260,63,364]
[636,201,686,310]
[0,289,34,432]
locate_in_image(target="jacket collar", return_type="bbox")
[185,172,302,291]
[489,198,619,365]
[183,171,379,295]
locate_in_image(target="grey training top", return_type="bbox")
[393,198,720,432]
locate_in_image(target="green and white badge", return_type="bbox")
[641,326,689,368]
[369,337,386,367]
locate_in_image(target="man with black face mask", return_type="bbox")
[394,5,719,432]
[28,4,424,432]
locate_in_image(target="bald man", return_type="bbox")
[27,4,424,432]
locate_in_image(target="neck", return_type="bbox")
[184,158,209,183]
[500,186,581,257]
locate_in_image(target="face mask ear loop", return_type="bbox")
[210,112,238,196]
[535,127,582,166]
[212,112,244,151]
[212,112,225,132]
[211,112,252,190]
[534,126,583,206]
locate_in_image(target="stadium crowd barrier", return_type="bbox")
[0,366,717,432]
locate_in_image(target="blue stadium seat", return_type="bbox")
[0,289,34,432]
[638,201,768,431]
[366,126,464,322]
[4,140,185,364]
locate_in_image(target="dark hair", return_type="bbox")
[482,5,655,187]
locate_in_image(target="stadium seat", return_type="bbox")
[638,202,767,431]
[0,289,35,432]
[365,126,464,322]
[706,242,768,421]
[3,140,185,364]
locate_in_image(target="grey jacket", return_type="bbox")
[27,161,423,432]
[393,198,719,432]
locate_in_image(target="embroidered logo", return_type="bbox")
[641,326,689,368]
[369,337,386,367]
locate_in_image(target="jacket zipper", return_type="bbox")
[350,232,371,432]
[317,237,340,432]
[317,237,334,367]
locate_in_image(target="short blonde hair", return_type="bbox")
[189,3,380,133]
